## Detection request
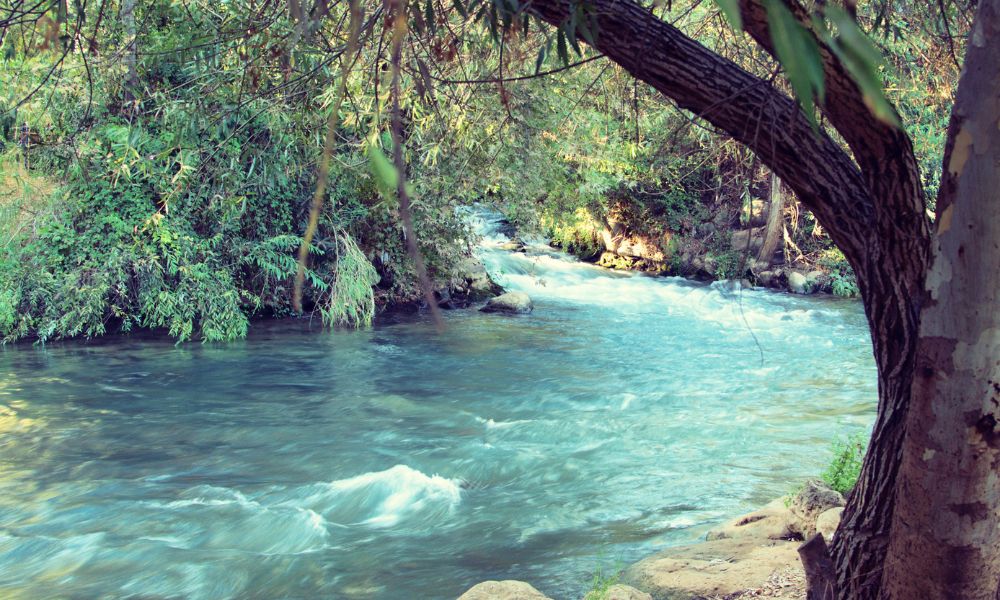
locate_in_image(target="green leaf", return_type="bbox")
[823,6,901,128]
[425,0,436,34]
[715,0,742,31]
[534,44,547,75]
[367,145,398,198]
[763,0,824,128]
[451,0,467,18]
[556,28,569,66]
[575,5,596,45]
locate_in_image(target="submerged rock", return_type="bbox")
[480,291,533,314]
[457,580,550,600]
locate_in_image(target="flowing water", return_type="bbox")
[0,214,877,599]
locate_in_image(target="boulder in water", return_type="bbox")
[480,291,533,314]
[787,270,810,294]
[457,580,550,600]
[447,257,502,307]
[499,240,527,252]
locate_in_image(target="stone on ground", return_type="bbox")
[583,584,654,600]
[623,537,803,600]
[457,580,550,600]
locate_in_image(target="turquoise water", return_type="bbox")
[0,217,876,599]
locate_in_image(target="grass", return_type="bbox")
[584,560,624,600]
[821,433,868,495]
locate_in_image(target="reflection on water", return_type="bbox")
[0,216,876,599]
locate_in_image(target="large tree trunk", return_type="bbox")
[880,3,1000,598]
[525,2,931,598]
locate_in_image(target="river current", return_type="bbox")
[0,213,876,599]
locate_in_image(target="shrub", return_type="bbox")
[818,248,860,297]
[821,433,868,495]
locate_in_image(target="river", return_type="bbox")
[0,214,876,599]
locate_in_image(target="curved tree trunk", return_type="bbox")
[880,3,1000,597]
[525,2,931,598]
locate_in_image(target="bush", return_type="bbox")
[818,248,860,297]
[821,433,868,495]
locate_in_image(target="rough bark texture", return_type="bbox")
[880,3,1000,598]
[799,535,836,600]
[757,171,784,264]
[122,0,138,101]
[525,2,931,597]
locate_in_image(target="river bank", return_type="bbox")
[457,479,848,600]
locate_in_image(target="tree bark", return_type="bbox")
[757,171,784,265]
[122,0,138,103]
[880,3,1000,598]
[524,2,932,598]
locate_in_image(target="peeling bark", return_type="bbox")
[757,171,784,265]
[880,2,1000,598]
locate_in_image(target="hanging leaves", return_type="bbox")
[714,0,743,31]
[763,0,824,128]
[367,143,398,199]
[821,6,901,128]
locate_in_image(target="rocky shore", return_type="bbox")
[456,480,846,600]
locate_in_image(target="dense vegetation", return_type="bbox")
[0,0,961,343]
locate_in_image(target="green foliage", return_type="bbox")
[818,248,860,297]
[322,234,380,328]
[542,207,604,259]
[583,561,623,600]
[764,0,825,125]
[709,248,745,281]
[0,0,959,343]
[822,433,868,495]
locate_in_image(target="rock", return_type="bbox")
[598,252,637,271]
[468,271,501,299]
[480,291,533,314]
[730,227,765,253]
[745,199,768,227]
[705,498,800,542]
[457,580,550,600]
[788,479,846,538]
[756,270,779,288]
[815,506,844,541]
[787,270,810,294]
[623,537,803,600]
[452,256,502,303]
[583,584,653,600]
[499,240,526,252]
[805,270,827,293]
[496,219,518,239]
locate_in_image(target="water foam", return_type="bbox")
[283,465,462,529]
